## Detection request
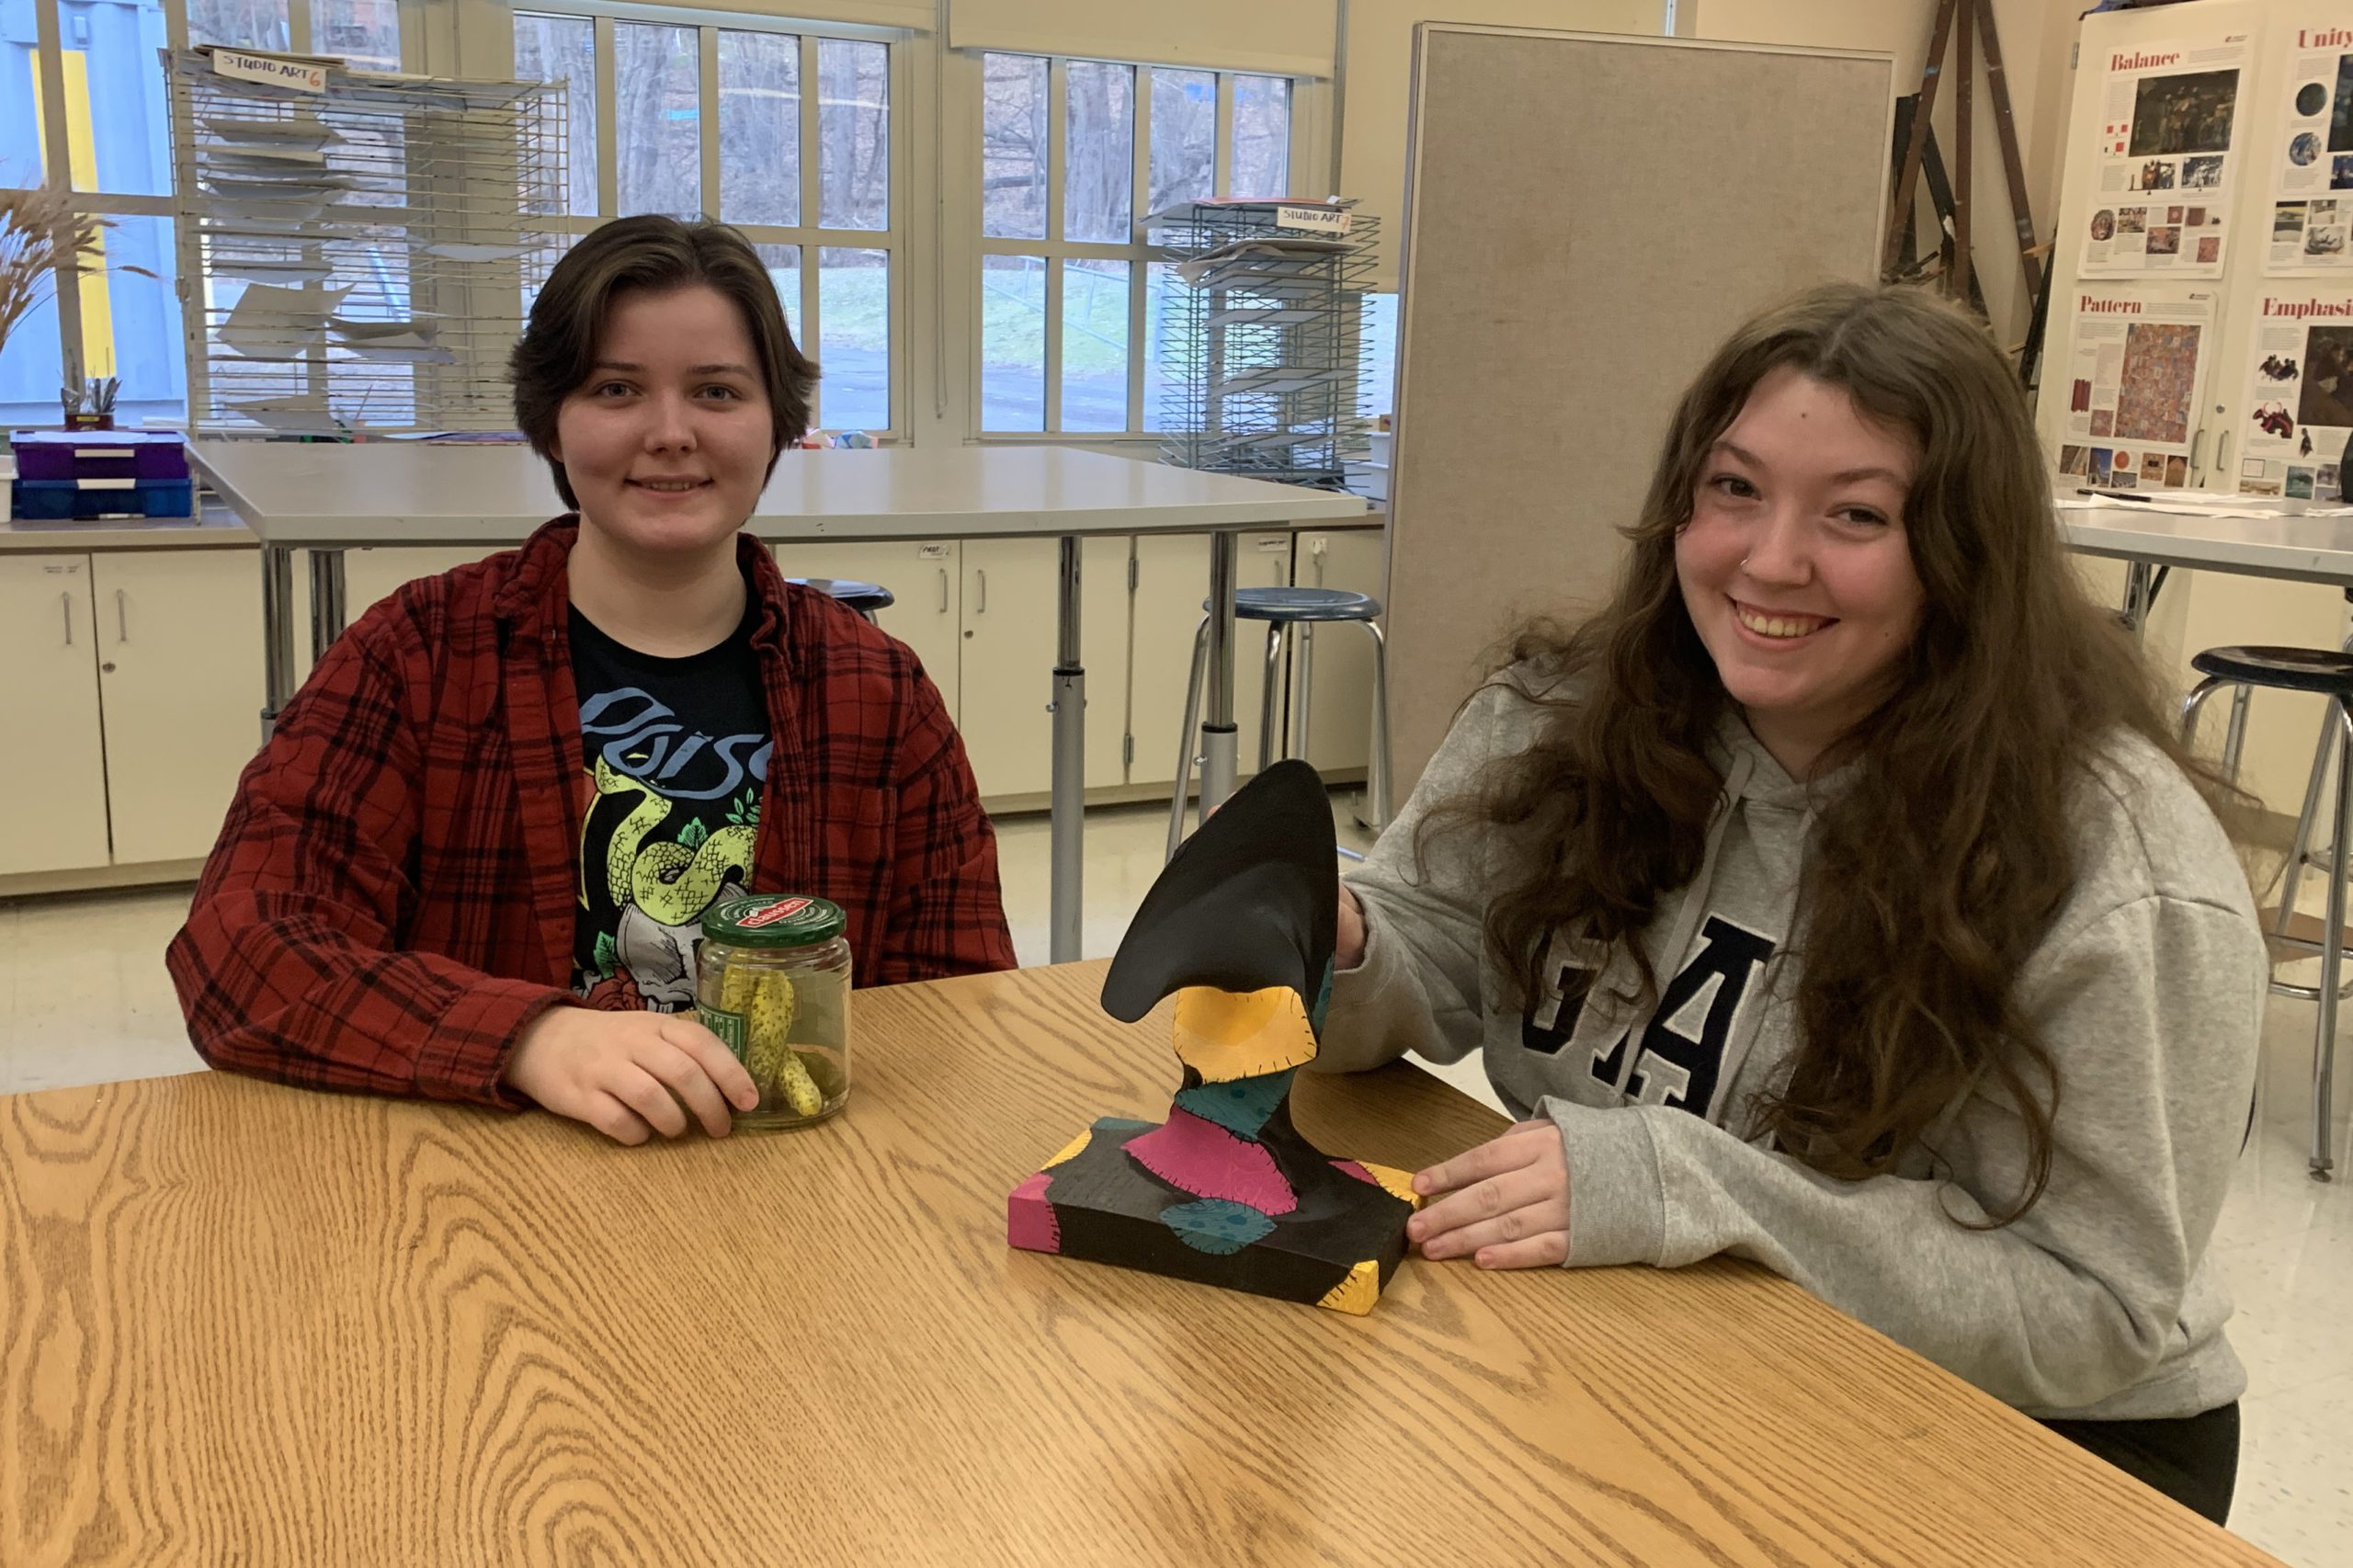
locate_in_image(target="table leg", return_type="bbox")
[259,544,297,742]
[1049,535,1086,964]
[2120,560,2154,642]
[309,548,348,665]
[1199,530,1241,814]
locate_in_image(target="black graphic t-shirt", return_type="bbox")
[569,600,771,1013]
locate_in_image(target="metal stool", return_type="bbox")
[2183,642,2353,1180]
[1167,585,1392,861]
[787,576,894,624]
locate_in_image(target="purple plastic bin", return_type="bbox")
[9,429,190,483]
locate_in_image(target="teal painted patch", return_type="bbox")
[1095,1116,1157,1137]
[1172,1069,1295,1138]
[1162,1198,1276,1256]
[1309,959,1335,1039]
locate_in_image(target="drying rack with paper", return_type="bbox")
[165,48,569,437]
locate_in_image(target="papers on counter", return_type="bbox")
[2056,490,2353,519]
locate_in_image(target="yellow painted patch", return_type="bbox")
[1171,985,1318,1085]
[1315,1258,1381,1316]
[1041,1127,1094,1169]
[1353,1160,1423,1210]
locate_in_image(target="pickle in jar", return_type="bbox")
[720,963,824,1117]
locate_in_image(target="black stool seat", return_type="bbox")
[788,576,895,616]
[1199,586,1383,623]
[2191,645,2353,698]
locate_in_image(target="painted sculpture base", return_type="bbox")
[1008,1088,1419,1315]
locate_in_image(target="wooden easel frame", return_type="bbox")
[1883,0,2044,307]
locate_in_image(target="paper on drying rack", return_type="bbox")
[199,193,335,225]
[331,325,456,364]
[210,256,334,285]
[420,242,533,262]
[202,109,334,148]
[340,343,458,364]
[327,315,443,339]
[228,397,344,434]
[220,281,347,359]
[209,143,329,166]
[202,169,357,199]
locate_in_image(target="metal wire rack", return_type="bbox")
[1151,199,1379,490]
[165,48,568,436]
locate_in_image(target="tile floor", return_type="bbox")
[1,795,2346,1565]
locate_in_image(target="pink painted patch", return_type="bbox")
[1125,1109,1297,1216]
[1334,1160,1377,1186]
[1007,1172,1061,1253]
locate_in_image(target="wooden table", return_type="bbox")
[0,963,2283,1566]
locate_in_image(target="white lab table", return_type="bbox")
[188,441,1371,962]
[2058,499,2353,597]
[2059,497,2353,1179]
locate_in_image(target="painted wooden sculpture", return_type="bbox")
[1006,760,1420,1314]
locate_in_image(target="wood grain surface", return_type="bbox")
[2,961,2284,1566]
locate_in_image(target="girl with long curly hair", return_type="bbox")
[1313,283,2266,1523]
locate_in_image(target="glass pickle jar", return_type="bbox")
[695,894,852,1129]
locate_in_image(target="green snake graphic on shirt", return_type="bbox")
[571,655,772,1012]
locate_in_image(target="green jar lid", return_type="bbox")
[701,893,847,948]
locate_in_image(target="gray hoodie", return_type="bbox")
[1320,671,2268,1422]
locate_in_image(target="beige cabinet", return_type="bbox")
[956,537,1130,799]
[90,551,267,866]
[0,555,111,876]
[1130,532,1294,791]
[764,539,962,722]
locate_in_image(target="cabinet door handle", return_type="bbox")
[938,567,949,614]
[62,591,73,646]
[976,568,987,614]
[117,587,129,643]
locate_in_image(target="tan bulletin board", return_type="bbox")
[1383,25,1893,795]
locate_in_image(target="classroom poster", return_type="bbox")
[2264,13,2353,272]
[2054,288,2218,491]
[2080,28,2252,278]
[2237,287,2353,496]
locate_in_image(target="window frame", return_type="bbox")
[513,2,912,437]
[957,47,1319,446]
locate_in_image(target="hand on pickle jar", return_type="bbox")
[503,1008,759,1144]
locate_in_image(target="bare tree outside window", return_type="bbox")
[516,13,596,218]
[313,0,398,72]
[817,40,887,232]
[1231,75,1290,199]
[188,1,291,51]
[615,22,699,219]
[1148,70,1214,218]
[1063,61,1131,243]
[982,53,1046,241]
[979,52,1291,435]
[721,29,800,228]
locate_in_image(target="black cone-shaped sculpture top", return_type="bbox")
[1100,759,1337,1023]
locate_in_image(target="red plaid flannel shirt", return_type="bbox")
[167,518,1015,1108]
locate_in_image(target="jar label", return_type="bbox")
[697,1003,748,1062]
[737,896,814,930]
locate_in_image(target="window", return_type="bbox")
[515,12,901,435]
[2,1,404,431]
[977,51,1298,437]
